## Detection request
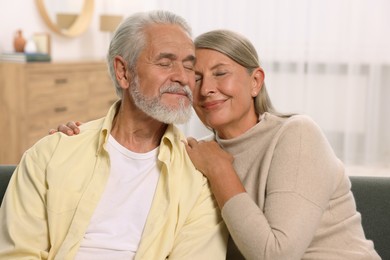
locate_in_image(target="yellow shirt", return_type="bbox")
[0,102,228,259]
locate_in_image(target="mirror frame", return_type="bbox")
[36,0,95,37]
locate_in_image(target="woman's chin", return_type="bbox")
[204,118,225,131]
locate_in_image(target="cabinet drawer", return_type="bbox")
[0,61,113,164]
[27,94,87,122]
[26,89,87,117]
[27,72,89,100]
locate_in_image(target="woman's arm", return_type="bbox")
[186,118,343,259]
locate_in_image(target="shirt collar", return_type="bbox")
[96,101,184,165]
[158,124,184,165]
[97,100,121,156]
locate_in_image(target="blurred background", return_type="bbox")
[0,0,389,175]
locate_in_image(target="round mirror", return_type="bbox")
[36,0,94,37]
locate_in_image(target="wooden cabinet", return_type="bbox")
[0,61,118,164]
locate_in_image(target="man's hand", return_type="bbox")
[49,121,82,136]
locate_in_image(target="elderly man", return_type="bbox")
[0,11,227,259]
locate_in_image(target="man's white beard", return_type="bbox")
[129,74,193,124]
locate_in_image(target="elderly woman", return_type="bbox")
[185,29,380,259]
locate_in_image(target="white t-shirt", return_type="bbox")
[75,135,160,260]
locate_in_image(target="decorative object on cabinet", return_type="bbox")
[24,38,38,53]
[13,30,26,52]
[0,61,118,164]
[3,32,52,63]
[32,33,51,55]
[35,0,94,37]
[0,52,51,63]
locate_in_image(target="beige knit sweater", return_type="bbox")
[216,113,380,260]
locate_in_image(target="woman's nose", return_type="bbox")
[200,77,216,97]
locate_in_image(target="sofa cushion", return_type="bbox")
[350,176,390,260]
[0,165,16,207]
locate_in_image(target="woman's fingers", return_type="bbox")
[65,121,81,134]
[48,129,57,135]
[58,124,75,136]
[49,121,83,136]
[186,137,198,148]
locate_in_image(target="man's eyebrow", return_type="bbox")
[183,55,196,64]
[156,53,177,60]
[156,53,196,64]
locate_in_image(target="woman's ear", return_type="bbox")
[251,68,265,97]
[114,55,130,89]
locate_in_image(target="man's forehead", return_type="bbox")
[145,24,194,48]
[146,39,194,59]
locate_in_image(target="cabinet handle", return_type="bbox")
[54,106,68,113]
[55,78,68,85]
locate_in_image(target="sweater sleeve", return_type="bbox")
[221,116,343,260]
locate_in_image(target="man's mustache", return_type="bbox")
[160,84,193,102]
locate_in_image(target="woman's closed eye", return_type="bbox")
[214,71,228,77]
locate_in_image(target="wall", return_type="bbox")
[0,0,211,138]
[0,1,155,61]
[1,0,389,170]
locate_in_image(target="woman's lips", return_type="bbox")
[201,99,226,110]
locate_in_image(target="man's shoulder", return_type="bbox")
[79,117,106,132]
[27,117,106,159]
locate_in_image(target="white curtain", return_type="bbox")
[151,0,390,171]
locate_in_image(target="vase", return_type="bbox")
[13,30,26,53]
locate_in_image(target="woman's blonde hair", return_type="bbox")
[194,29,282,116]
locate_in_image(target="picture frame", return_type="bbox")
[32,33,51,55]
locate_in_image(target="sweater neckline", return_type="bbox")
[216,113,269,155]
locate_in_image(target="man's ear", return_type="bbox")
[114,55,130,89]
[251,68,265,97]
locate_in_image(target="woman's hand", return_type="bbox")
[185,137,234,178]
[49,121,82,136]
[184,137,246,208]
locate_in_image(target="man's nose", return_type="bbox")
[171,64,191,86]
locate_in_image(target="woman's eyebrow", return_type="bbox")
[210,63,229,70]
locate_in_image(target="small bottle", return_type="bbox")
[14,30,27,52]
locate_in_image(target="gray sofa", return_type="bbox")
[0,165,389,259]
